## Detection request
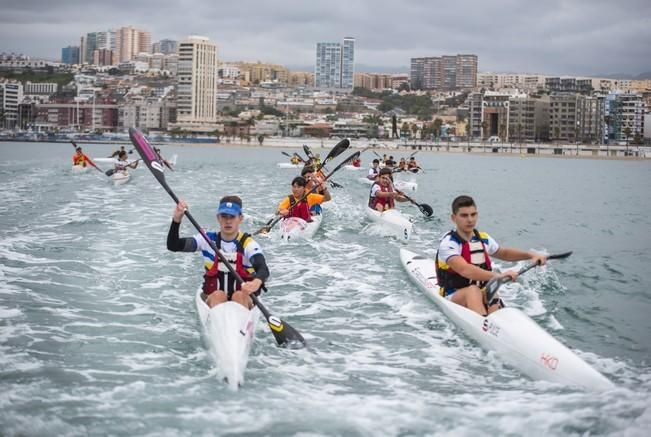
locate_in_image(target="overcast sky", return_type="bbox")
[1,0,650,77]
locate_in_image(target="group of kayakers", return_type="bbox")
[165,149,548,320]
[71,144,177,179]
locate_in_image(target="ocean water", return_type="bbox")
[0,141,650,436]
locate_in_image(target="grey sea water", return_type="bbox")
[0,141,650,436]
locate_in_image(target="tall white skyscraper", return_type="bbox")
[315,37,355,89]
[176,36,218,129]
[341,37,355,89]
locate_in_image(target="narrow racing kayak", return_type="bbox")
[280,214,323,241]
[365,207,413,241]
[357,177,417,192]
[343,164,362,170]
[276,162,301,169]
[111,170,130,186]
[399,249,614,391]
[71,164,90,173]
[195,289,260,389]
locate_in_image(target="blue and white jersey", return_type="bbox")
[193,231,263,271]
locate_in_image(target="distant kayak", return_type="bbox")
[71,165,90,173]
[277,162,301,169]
[357,177,417,192]
[365,207,412,241]
[343,165,362,171]
[110,171,130,186]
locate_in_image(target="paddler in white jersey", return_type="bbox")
[367,159,381,180]
[114,151,138,174]
[435,195,548,316]
[167,195,270,309]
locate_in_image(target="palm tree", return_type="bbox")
[481,120,488,143]
[517,123,522,154]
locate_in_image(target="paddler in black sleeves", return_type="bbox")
[167,195,270,309]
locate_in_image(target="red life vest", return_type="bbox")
[202,232,255,296]
[287,195,312,222]
[369,183,395,210]
[73,154,86,166]
[435,229,493,291]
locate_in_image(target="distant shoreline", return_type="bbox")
[1,137,648,161]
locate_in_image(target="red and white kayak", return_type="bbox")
[280,214,323,240]
[195,289,260,389]
[399,249,614,391]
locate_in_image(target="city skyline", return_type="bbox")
[1,0,650,77]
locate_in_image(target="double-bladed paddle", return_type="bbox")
[70,141,105,175]
[304,143,345,188]
[484,251,574,302]
[255,149,359,236]
[105,159,141,176]
[128,127,306,349]
[393,187,433,217]
[281,151,304,163]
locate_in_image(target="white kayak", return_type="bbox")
[195,289,260,389]
[365,207,413,241]
[280,214,323,241]
[357,177,417,192]
[395,180,418,192]
[399,249,614,391]
[94,157,143,168]
[344,164,362,170]
[111,170,130,186]
[71,164,90,173]
[277,162,301,169]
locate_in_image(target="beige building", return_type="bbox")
[289,71,314,87]
[115,26,151,63]
[354,73,393,90]
[174,36,218,131]
[237,62,289,84]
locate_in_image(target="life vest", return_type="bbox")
[202,232,255,296]
[73,154,86,166]
[287,195,312,222]
[435,229,493,294]
[115,161,128,171]
[368,182,394,210]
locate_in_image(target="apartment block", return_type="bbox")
[315,37,355,89]
[410,54,477,90]
[175,36,218,130]
[0,81,24,129]
[61,46,80,65]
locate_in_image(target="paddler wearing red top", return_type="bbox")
[72,147,87,166]
[277,176,330,222]
[368,167,407,211]
[435,195,548,316]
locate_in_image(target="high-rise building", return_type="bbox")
[315,37,355,89]
[0,81,24,129]
[115,26,151,62]
[410,54,478,90]
[61,46,80,64]
[84,32,98,65]
[153,39,178,55]
[175,36,218,130]
[341,37,355,89]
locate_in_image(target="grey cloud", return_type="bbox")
[1,0,650,76]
